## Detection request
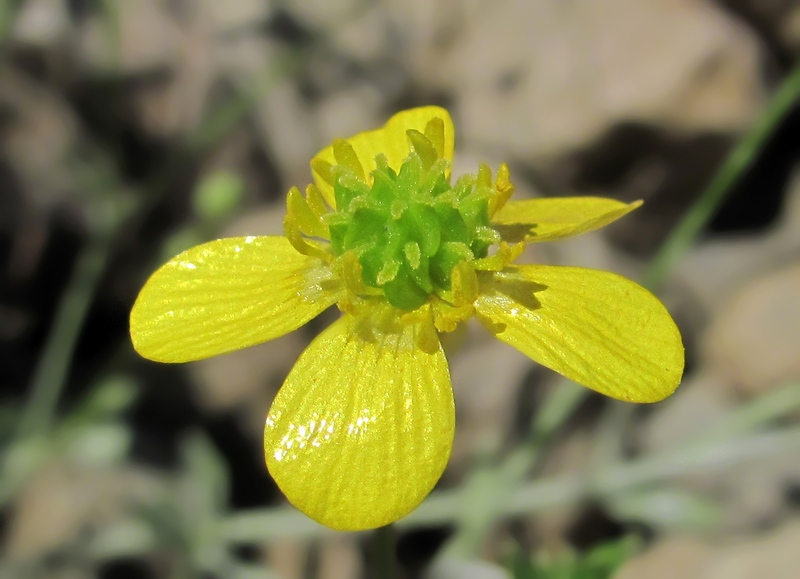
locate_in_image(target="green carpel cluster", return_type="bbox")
[328,140,499,311]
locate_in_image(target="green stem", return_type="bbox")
[16,237,112,438]
[644,61,800,290]
[369,524,397,579]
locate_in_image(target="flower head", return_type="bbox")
[130,107,684,531]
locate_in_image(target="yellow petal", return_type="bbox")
[130,236,336,363]
[492,197,642,243]
[312,106,455,207]
[475,266,683,402]
[264,315,454,530]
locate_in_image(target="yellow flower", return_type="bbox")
[130,107,684,531]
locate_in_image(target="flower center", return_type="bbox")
[284,120,519,321]
[326,146,500,311]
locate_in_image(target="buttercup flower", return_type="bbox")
[130,107,684,531]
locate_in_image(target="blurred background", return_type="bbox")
[2,0,800,578]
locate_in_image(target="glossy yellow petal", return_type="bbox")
[475,266,683,402]
[492,197,642,243]
[130,236,336,363]
[312,106,455,207]
[264,315,454,531]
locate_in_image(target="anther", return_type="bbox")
[424,117,446,160]
[332,139,366,183]
[311,158,335,187]
[287,187,327,239]
[407,129,437,170]
[489,163,514,217]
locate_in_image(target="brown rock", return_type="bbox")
[440,0,764,161]
[705,521,800,579]
[704,263,800,397]
[613,537,712,579]
[616,522,800,579]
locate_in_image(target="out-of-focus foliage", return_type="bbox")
[510,537,638,579]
